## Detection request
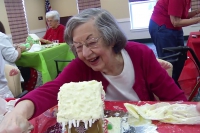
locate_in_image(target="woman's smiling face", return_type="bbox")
[72,20,116,74]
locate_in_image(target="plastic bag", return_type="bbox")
[124,102,200,125]
[0,97,19,123]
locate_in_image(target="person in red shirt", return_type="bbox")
[149,0,200,87]
[40,10,65,44]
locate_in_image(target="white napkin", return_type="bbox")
[27,44,42,53]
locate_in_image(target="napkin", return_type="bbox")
[27,44,42,52]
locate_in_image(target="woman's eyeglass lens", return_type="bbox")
[72,37,101,52]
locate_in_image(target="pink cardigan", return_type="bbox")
[18,41,187,118]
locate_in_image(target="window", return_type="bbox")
[129,0,157,30]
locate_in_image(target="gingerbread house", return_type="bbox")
[57,80,105,133]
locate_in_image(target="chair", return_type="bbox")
[157,58,173,77]
[161,46,200,101]
[54,59,72,77]
[4,64,28,98]
[154,59,173,101]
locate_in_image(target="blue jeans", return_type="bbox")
[149,19,185,87]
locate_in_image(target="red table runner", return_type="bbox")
[29,101,200,133]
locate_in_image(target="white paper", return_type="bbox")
[27,44,42,52]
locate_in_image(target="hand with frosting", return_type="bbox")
[0,100,34,133]
[0,110,33,133]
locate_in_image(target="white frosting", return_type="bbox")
[57,80,105,129]
[106,117,121,133]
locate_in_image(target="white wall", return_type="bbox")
[30,19,200,41]
[117,18,200,40]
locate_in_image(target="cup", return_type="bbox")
[52,40,59,44]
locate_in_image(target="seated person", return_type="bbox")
[0,21,26,82]
[40,10,65,44]
[0,21,37,91]
[0,50,14,98]
[0,8,187,132]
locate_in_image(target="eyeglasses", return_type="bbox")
[47,19,56,23]
[72,36,102,53]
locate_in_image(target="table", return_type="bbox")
[29,101,200,133]
[178,32,200,100]
[105,101,200,133]
[16,43,75,84]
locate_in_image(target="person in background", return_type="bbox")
[0,21,37,92]
[0,21,26,82]
[40,10,65,44]
[0,50,14,98]
[149,0,200,87]
[0,8,187,133]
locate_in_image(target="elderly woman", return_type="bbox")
[149,0,200,87]
[40,10,65,44]
[0,8,187,132]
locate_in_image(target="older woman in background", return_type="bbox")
[40,10,65,44]
[0,8,187,133]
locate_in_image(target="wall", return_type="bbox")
[33,0,200,40]
[1,0,200,40]
[101,0,129,19]
[49,0,78,17]
[24,0,46,37]
[117,19,200,40]
[0,0,11,34]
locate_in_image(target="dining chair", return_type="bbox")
[160,46,200,101]
[54,59,72,77]
[4,64,28,98]
[154,59,173,101]
[157,58,173,77]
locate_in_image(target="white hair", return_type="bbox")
[46,10,60,22]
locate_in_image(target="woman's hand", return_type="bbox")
[0,100,34,133]
[0,110,33,133]
[19,46,26,52]
[197,102,200,113]
[40,38,52,44]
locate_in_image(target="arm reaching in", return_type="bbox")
[0,100,34,133]
[39,38,52,44]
